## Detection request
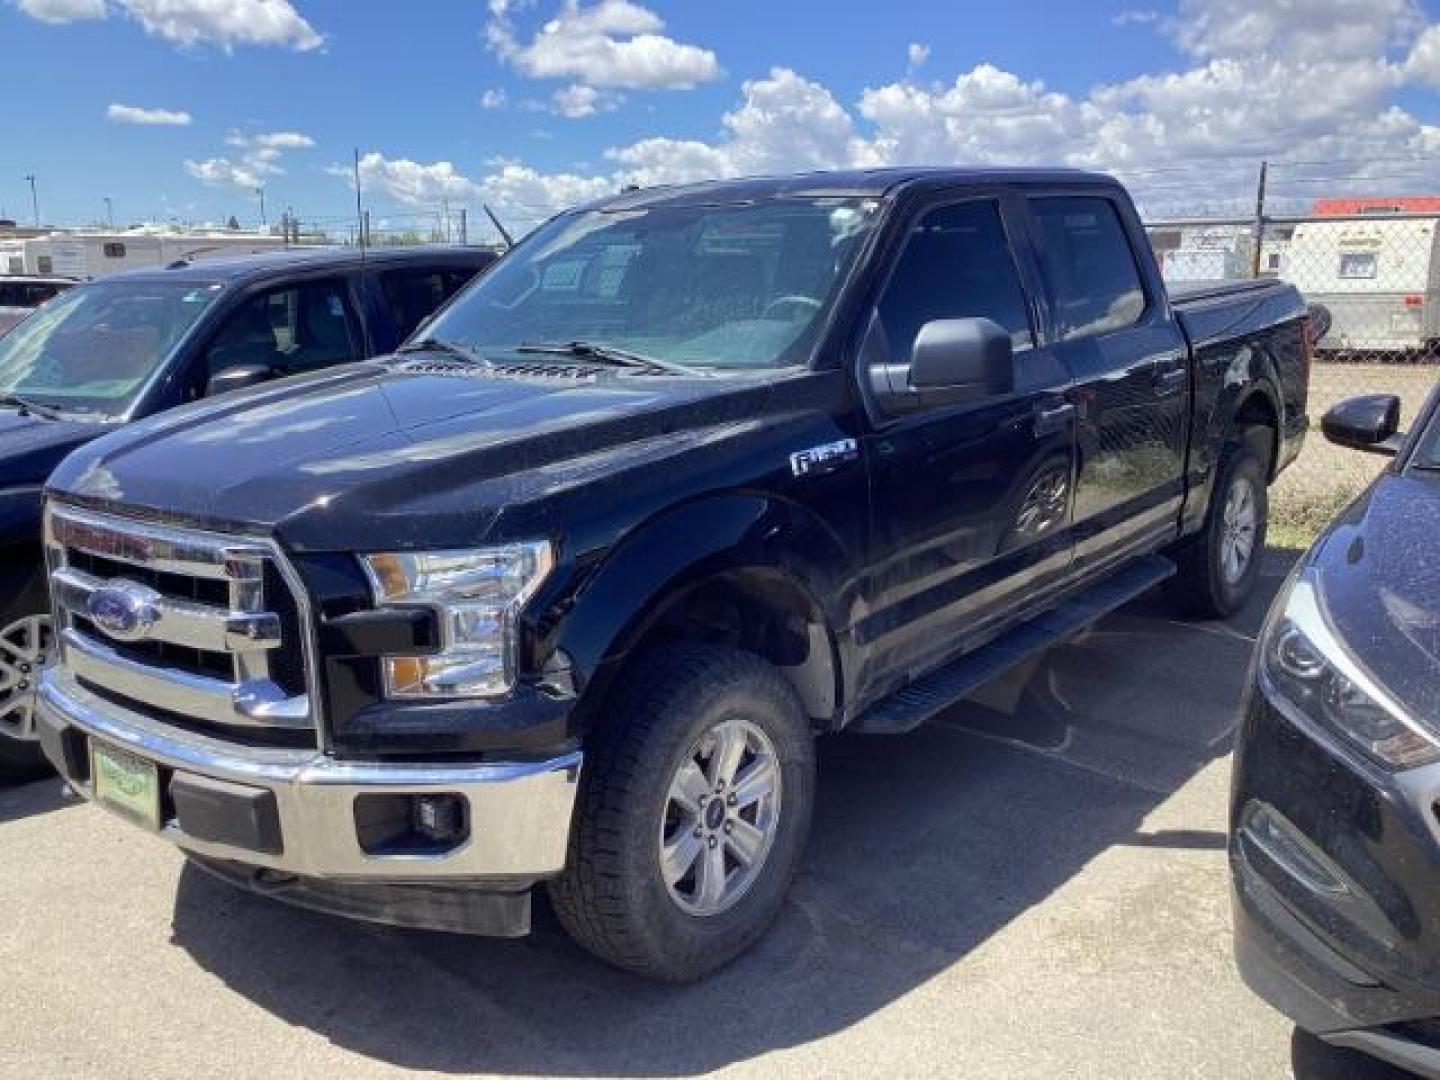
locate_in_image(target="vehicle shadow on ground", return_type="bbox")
[170,549,1327,1077]
[0,777,67,825]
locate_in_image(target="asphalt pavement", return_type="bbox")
[0,549,1419,1079]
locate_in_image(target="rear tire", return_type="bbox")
[549,644,816,982]
[1168,441,1267,619]
[0,559,54,784]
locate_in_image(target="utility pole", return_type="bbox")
[1249,160,1268,279]
[104,197,114,230]
[352,148,366,254]
[255,186,267,231]
[459,208,468,245]
[24,174,39,228]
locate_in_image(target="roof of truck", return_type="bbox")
[579,166,1118,212]
[98,245,498,286]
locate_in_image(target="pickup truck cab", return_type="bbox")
[0,246,494,777]
[35,168,1309,980]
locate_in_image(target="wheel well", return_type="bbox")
[629,569,839,728]
[1234,391,1279,477]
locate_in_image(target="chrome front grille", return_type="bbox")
[44,505,315,740]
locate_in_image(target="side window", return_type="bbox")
[875,201,1034,362]
[202,279,361,385]
[379,267,479,342]
[1030,197,1147,340]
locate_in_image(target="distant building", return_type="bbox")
[1314,196,1440,216]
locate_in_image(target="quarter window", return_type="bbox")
[103,242,127,259]
[1030,197,1147,340]
[875,200,1034,363]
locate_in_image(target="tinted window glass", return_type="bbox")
[203,279,360,385]
[876,201,1033,361]
[1031,197,1146,340]
[381,267,480,342]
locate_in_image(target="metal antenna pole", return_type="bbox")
[24,174,39,228]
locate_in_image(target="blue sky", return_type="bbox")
[6,0,1440,235]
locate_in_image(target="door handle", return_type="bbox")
[1153,366,1188,398]
[1034,400,1077,435]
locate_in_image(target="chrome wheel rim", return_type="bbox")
[659,717,782,917]
[1220,476,1258,584]
[0,614,54,741]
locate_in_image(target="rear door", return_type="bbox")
[1023,192,1190,574]
[858,193,1076,696]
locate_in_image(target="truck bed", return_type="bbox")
[1169,278,1301,353]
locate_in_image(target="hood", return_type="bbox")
[0,406,102,491]
[47,356,847,551]
[1309,472,1440,727]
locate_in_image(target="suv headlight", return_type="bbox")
[361,543,554,699]
[1262,575,1440,770]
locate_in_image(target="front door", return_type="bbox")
[1024,194,1190,573]
[857,195,1076,704]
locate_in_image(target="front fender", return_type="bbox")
[540,492,858,711]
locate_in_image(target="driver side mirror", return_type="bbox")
[1322,394,1403,457]
[205,364,273,399]
[870,317,1015,413]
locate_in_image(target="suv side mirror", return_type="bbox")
[870,317,1015,412]
[1306,302,1332,343]
[205,364,273,398]
[1322,394,1403,456]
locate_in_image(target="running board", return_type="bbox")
[851,554,1175,736]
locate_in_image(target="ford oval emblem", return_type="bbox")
[86,582,161,643]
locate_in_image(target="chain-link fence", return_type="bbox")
[1145,209,1440,544]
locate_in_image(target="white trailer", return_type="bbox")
[1284,216,1440,354]
[9,230,287,279]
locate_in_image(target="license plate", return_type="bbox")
[91,741,161,831]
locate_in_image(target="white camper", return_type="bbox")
[1285,217,1440,353]
[10,230,287,279]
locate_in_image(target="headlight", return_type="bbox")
[361,543,554,699]
[1262,575,1440,769]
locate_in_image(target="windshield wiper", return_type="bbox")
[395,338,490,365]
[0,393,64,420]
[516,340,708,377]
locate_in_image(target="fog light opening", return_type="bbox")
[354,792,471,856]
[413,793,467,845]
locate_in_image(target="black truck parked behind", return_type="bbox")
[0,246,495,777]
[35,168,1310,980]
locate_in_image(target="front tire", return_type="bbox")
[0,561,54,783]
[549,644,816,982]
[1169,441,1268,619]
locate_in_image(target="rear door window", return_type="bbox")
[379,267,481,342]
[1029,197,1147,340]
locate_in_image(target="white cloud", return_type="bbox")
[480,87,508,109]
[187,129,314,190]
[15,0,105,22]
[14,0,322,50]
[907,42,929,68]
[551,82,619,117]
[488,0,721,89]
[346,0,1440,224]
[107,102,193,125]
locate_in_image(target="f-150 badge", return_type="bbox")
[790,438,859,478]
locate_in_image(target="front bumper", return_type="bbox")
[1231,679,1440,1076]
[35,667,582,884]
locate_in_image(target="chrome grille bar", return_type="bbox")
[51,568,282,653]
[61,630,311,731]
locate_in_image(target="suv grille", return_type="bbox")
[44,505,315,743]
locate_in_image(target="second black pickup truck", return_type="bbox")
[35,167,1309,980]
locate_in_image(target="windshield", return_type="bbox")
[0,279,222,417]
[421,197,879,370]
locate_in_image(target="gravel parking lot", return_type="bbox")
[0,549,1415,1080]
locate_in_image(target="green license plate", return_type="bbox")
[91,741,161,830]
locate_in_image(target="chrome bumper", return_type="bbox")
[35,668,581,882]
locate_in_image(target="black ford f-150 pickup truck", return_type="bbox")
[34,167,1310,981]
